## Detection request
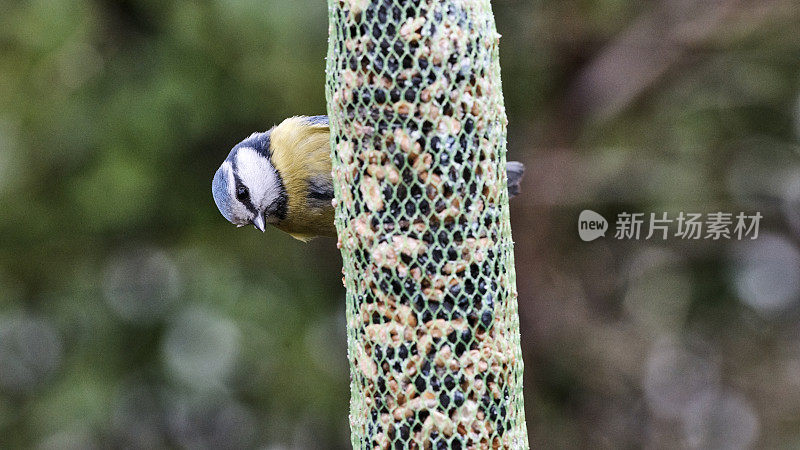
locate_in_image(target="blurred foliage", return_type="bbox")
[0,0,799,448]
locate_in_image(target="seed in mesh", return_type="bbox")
[329,0,527,447]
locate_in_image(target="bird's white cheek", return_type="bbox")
[235,147,279,210]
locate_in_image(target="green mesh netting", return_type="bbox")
[325,0,528,448]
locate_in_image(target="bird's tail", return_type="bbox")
[506,161,525,198]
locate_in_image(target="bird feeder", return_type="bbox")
[326,0,528,447]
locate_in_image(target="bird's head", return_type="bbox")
[212,131,287,232]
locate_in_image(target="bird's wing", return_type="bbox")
[305,115,329,126]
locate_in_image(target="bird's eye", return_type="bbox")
[236,186,250,201]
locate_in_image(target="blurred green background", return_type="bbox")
[1,0,799,448]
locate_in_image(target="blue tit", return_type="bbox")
[212,115,525,241]
[212,115,335,241]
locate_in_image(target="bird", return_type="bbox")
[212,115,524,241]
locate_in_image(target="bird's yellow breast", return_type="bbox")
[268,116,336,240]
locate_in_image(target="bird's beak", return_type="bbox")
[252,213,266,232]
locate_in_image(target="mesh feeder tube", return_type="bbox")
[326,0,528,448]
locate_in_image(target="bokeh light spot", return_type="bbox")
[162,307,240,391]
[103,248,182,324]
[732,234,800,317]
[0,315,63,394]
[643,338,719,420]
